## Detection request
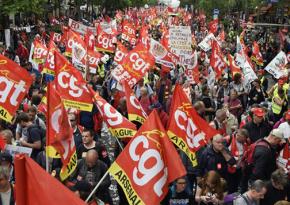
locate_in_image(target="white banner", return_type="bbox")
[68,18,96,35]
[5,144,32,157]
[169,26,192,56]
[265,51,288,79]
[198,33,217,52]
[235,53,257,85]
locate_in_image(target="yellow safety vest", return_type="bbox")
[272,93,283,114]
[273,83,289,100]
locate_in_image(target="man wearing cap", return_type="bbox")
[243,108,272,143]
[250,129,285,181]
[278,110,290,139]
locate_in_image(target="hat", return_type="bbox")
[270,128,284,139]
[0,152,13,164]
[252,108,265,117]
[278,79,285,86]
[285,109,290,120]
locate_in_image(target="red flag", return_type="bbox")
[123,81,147,124]
[167,85,219,166]
[86,49,103,72]
[50,32,62,43]
[0,135,6,150]
[251,41,264,66]
[46,82,77,180]
[217,30,225,43]
[32,39,48,64]
[114,41,128,65]
[111,43,155,87]
[15,155,85,205]
[65,30,84,57]
[228,54,242,76]
[209,19,218,34]
[43,39,58,76]
[90,87,137,138]
[54,51,93,112]
[108,110,186,205]
[96,25,116,53]
[122,20,137,46]
[0,54,33,123]
[84,30,95,51]
[210,40,226,79]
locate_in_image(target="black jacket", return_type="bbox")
[196,145,236,179]
[243,121,272,143]
[251,139,277,181]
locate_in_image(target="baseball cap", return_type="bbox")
[252,108,265,117]
[0,152,13,164]
[270,128,284,139]
[285,109,290,120]
[278,79,285,86]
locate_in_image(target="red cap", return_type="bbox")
[278,79,285,86]
[286,110,290,120]
[252,108,265,117]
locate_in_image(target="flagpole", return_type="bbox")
[46,84,50,173]
[115,138,124,150]
[85,170,110,203]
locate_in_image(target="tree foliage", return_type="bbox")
[1,0,46,15]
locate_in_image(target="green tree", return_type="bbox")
[1,0,46,16]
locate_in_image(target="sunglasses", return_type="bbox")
[177,181,186,184]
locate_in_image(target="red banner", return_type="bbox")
[111,43,155,87]
[209,19,218,34]
[167,84,219,166]
[90,87,137,138]
[54,51,93,112]
[210,40,226,79]
[109,110,186,205]
[46,82,77,180]
[123,81,147,124]
[50,32,62,43]
[0,54,33,122]
[228,54,241,76]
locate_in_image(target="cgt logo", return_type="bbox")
[174,109,205,149]
[129,53,151,73]
[58,70,86,98]
[129,95,147,118]
[97,100,123,127]
[46,51,55,69]
[0,75,27,106]
[34,47,48,59]
[129,134,168,197]
[97,34,114,49]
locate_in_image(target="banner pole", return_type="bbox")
[115,137,124,151]
[85,170,110,203]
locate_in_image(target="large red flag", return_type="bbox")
[90,87,137,138]
[123,81,147,124]
[109,110,186,205]
[210,40,227,79]
[167,85,219,166]
[0,54,33,122]
[111,43,155,87]
[121,20,137,46]
[15,155,85,205]
[46,82,77,180]
[96,24,116,53]
[54,51,93,112]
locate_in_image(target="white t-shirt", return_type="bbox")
[278,121,290,139]
[0,188,11,205]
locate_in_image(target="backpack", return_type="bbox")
[240,139,270,172]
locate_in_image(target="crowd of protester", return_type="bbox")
[0,4,289,205]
